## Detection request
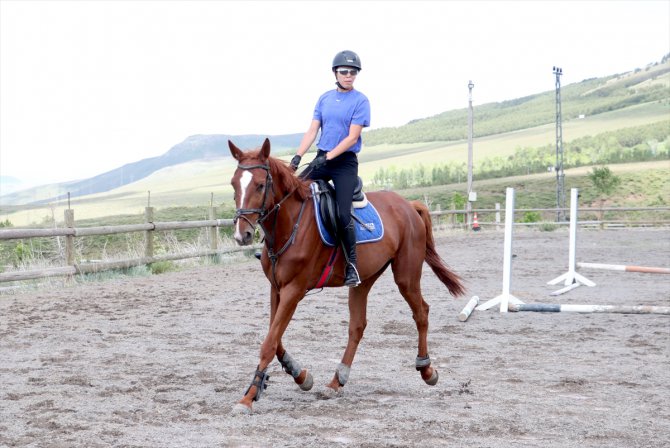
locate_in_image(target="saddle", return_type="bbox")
[311,177,367,239]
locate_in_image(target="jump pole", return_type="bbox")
[476,187,524,313]
[577,262,670,275]
[459,296,480,322]
[547,188,595,295]
[509,303,670,315]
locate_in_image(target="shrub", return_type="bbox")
[149,261,176,275]
[539,223,558,232]
[523,211,542,223]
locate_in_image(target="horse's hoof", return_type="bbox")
[232,403,253,415]
[298,370,314,391]
[317,385,343,400]
[425,368,439,386]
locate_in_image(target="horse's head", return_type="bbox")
[229,138,273,246]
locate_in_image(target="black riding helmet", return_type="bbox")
[332,50,362,71]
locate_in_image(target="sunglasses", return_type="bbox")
[336,68,359,76]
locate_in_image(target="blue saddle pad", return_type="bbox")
[311,188,384,247]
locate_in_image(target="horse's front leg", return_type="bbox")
[322,281,373,397]
[276,344,314,391]
[270,284,313,391]
[233,283,305,414]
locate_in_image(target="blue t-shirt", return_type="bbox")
[313,89,371,153]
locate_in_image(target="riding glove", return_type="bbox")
[309,153,327,171]
[290,155,302,171]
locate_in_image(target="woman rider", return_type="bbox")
[289,50,371,287]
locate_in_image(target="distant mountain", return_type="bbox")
[0,175,23,195]
[0,134,302,205]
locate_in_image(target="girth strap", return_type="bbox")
[313,246,339,290]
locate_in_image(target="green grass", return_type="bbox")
[399,160,669,214]
[358,100,669,180]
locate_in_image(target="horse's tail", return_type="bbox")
[412,201,466,297]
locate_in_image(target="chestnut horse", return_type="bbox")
[229,138,464,414]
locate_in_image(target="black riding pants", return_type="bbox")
[308,150,358,229]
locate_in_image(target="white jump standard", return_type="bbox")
[547,188,595,295]
[476,187,524,313]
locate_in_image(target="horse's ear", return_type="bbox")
[228,140,243,161]
[260,138,271,161]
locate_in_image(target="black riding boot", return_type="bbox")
[341,220,361,287]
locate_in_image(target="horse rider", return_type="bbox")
[289,50,371,287]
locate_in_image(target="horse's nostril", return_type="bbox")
[245,231,253,241]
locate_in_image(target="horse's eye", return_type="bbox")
[256,184,265,192]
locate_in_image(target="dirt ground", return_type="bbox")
[1,228,669,448]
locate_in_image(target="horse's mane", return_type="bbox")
[267,155,311,201]
[238,149,310,201]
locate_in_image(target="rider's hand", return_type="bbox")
[289,155,302,171]
[309,153,327,171]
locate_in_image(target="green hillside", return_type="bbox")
[364,59,670,145]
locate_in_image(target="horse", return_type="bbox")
[228,138,465,414]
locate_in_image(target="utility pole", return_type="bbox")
[553,66,566,222]
[466,80,475,228]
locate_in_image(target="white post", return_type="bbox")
[547,188,595,295]
[476,188,524,312]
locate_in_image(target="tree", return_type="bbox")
[587,166,621,226]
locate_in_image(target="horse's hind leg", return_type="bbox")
[391,257,439,386]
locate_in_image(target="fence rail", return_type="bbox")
[1,205,668,285]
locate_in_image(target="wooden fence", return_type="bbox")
[1,205,668,284]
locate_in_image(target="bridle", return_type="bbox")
[233,162,309,287]
[233,163,274,227]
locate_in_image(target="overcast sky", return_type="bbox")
[1,0,668,189]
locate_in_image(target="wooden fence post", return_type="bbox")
[495,203,501,231]
[208,205,219,263]
[64,209,75,266]
[145,207,154,258]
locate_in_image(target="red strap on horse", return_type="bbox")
[314,246,339,289]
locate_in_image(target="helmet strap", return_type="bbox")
[335,81,353,91]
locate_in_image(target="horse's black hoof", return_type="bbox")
[254,252,262,260]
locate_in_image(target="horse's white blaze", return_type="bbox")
[234,171,253,242]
